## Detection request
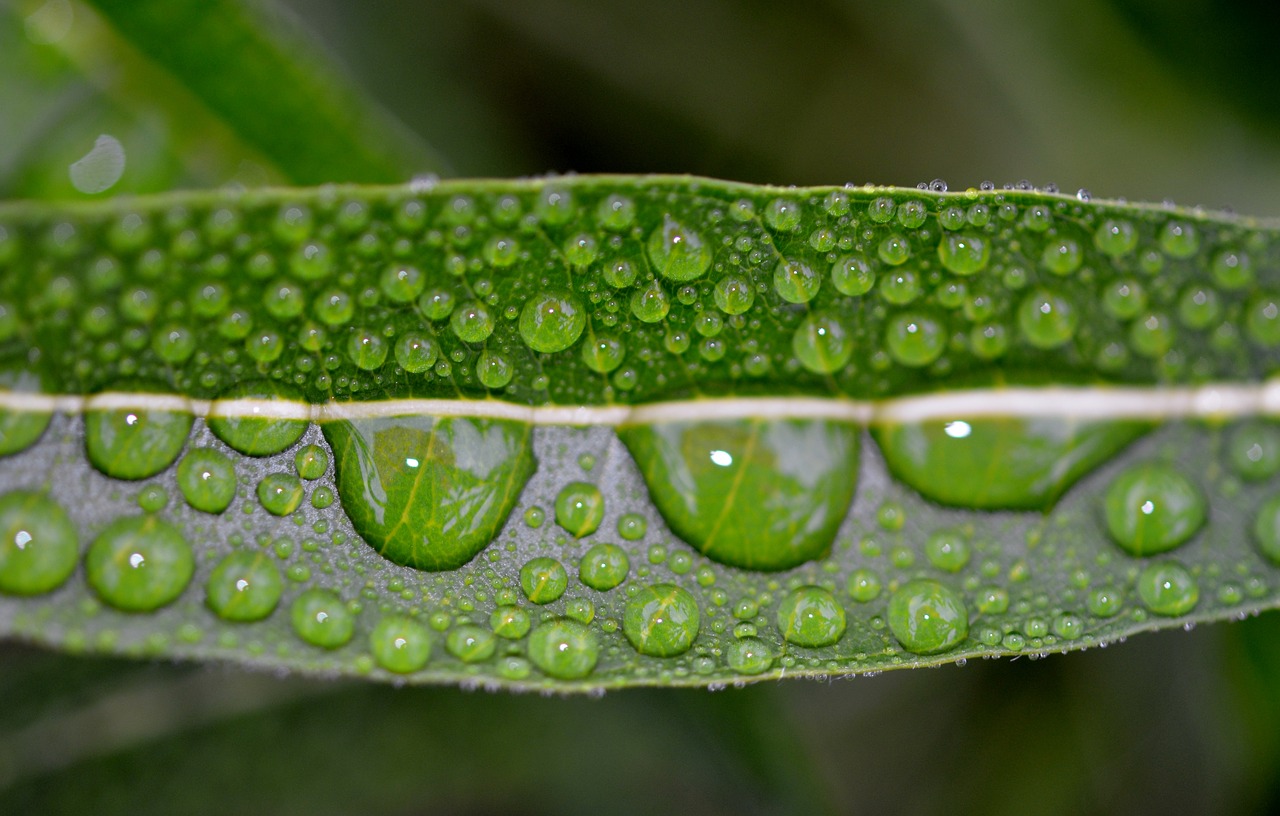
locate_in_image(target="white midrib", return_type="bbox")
[3,380,1280,425]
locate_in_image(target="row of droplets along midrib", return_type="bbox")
[4,391,1280,684]
[1,179,1279,408]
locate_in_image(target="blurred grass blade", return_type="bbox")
[83,0,448,184]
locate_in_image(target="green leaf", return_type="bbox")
[0,175,1278,691]
[81,0,446,184]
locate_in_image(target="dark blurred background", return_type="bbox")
[3,1,1280,813]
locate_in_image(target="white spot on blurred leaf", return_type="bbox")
[69,135,126,194]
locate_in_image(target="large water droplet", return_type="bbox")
[205,550,283,622]
[776,586,845,647]
[0,491,78,596]
[623,583,700,656]
[1103,462,1206,556]
[887,579,969,655]
[874,417,1149,510]
[647,215,712,282]
[86,515,194,612]
[619,419,859,571]
[322,415,534,571]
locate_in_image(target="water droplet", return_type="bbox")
[875,417,1149,510]
[617,513,647,541]
[177,448,237,514]
[347,329,388,371]
[885,312,946,367]
[925,529,970,572]
[1136,561,1198,616]
[520,557,569,604]
[451,301,495,344]
[1159,221,1199,258]
[582,334,625,373]
[1129,312,1175,358]
[1094,219,1137,257]
[1087,588,1123,618]
[1226,422,1280,481]
[831,255,874,296]
[0,491,78,596]
[1103,462,1206,556]
[419,289,455,321]
[291,588,355,648]
[519,291,586,353]
[877,234,911,266]
[86,515,194,612]
[446,625,497,663]
[713,274,755,315]
[1041,238,1082,275]
[86,394,193,480]
[846,568,882,602]
[205,550,283,622]
[476,351,514,389]
[938,233,990,276]
[490,605,532,639]
[624,583,700,656]
[527,619,598,680]
[1101,279,1147,320]
[620,419,859,570]
[773,259,821,304]
[887,579,969,655]
[792,312,852,374]
[647,215,713,282]
[554,482,604,538]
[776,586,845,647]
[257,473,303,516]
[294,444,329,481]
[208,380,309,456]
[765,198,802,231]
[0,369,51,457]
[1252,495,1280,565]
[726,637,773,675]
[579,542,630,591]
[1018,289,1077,349]
[69,134,125,194]
[370,616,431,673]
[597,194,636,231]
[1211,249,1253,290]
[1246,293,1280,346]
[323,416,534,571]
[630,279,671,323]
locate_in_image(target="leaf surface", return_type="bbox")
[0,175,1278,690]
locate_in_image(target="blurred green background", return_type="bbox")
[3,1,1280,813]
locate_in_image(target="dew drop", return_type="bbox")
[86,515,194,612]
[1103,462,1206,556]
[776,586,845,647]
[554,482,604,538]
[0,491,78,596]
[176,448,236,514]
[1136,561,1198,616]
[887,579,969,655]
[647,215,713,282]
[624,583,701,657]
[579,542,630,591]
[370,616,431,673]
[291,588,355,648]
[205,550,283,622]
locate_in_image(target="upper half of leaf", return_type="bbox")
[0,176,1276,405]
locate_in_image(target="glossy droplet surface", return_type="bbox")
[446,625,496,663]
[647,215,712,282]
[792,313,852,374]
[620,419,859,571]
[0,369,50,457]
[874,417,1149,510]
[0,491,78,596]
[86,398,193,481]
[554,481,604,538]
[887,579,969,655]
[727,638,773,675]
[938,233,990,275]
[1103,462,1206,556]
[518,291,586,354]
[322,415,534,571]
[291,588,355,648]
[177,448,237,513]
[623,583,700,657]
[208,381,308,456]
[257,473,304,516]
[775,586,845,647]
[1226,422,1280,481]
[520,557,568,604]
[527,619,598,680]
[1136,561,1198,616]
[205,550,283,622]
[86,515,194,612]
[370,616,431,673]
[578,543,630,591]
